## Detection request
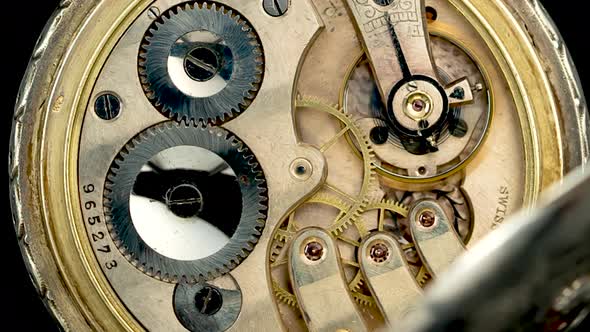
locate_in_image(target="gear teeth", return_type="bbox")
[349,271,364,292]
[417,267,432,287]
[366,198,410,218]
[274,229,292,243]
[270,96,380,307]
[296,96,379,237]
[269,241,284,263]
[104,121,267,283]
[139,2,264,125]
[273,281,298,308]
[351,292,374,307]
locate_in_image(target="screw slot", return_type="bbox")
[165,184,204,218]
[374,0,395,6]
[184,47,221,82]
[194,286,223,316]
[263,0,289,17]
[94,93,121,121]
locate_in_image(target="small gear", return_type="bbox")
[270,195,409,307]
[139,2,264,124]
[390,186,474,243]
[104,121,267,283]
[361,199,438,286]
[270,193,374,307]
[296,96,378,235]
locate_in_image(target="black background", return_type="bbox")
[4,1,587,330]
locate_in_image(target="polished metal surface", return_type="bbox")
[409,200,466,275]
[9,0,590,331]
[401,168,590,332]
[173,275,242,332]
[359,232,422,328]
[104,121,267,283]
[139,2,264,124]
[289,228,368,332]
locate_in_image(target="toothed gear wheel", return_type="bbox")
[104,122,267,283]
[296,97,378,235]
[363,199,434,286]
[270,193,375,308]
[139,2,264,124]
[270,196,409,308]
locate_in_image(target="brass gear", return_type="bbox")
[270,193,373,307]
[361,200,434,287]
[270,195,409,307]
[296,96,378,235]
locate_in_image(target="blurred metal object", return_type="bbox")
[400,168,590,332]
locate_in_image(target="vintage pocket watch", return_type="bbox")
[9,0,589,331]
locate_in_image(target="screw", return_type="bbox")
[370,243,390,263]
[450,87,465,100]
[450,119,468,138]
[166,184,203,218]
[94,93,121,121]
[263,0,289,17]
[374,0,395,6]
[419,210,436,228]
[195,286,223,316]
[184,47,221,82]
[407,81,419,92]
[147,6,160,20]
[304,241,324,262]
[370,126,389,145]
[418,120,429,129]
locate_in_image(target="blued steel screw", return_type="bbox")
[195,286,223,316]
[370,126,389,145]
[374,0,395,6]
[94,93,121,120]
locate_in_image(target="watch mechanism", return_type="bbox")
[10,0,589,331]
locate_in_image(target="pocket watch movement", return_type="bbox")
[9,0,589,331]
